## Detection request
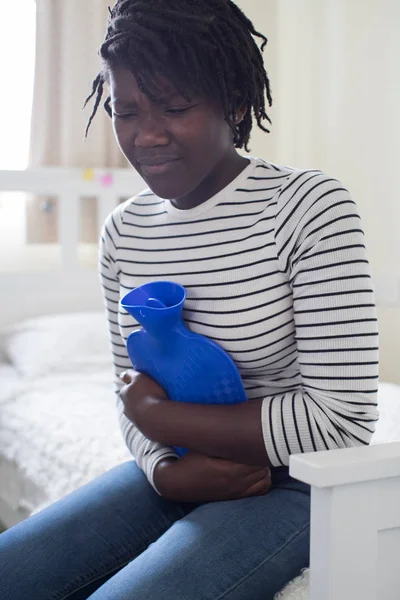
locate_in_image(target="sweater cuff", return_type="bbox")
[147,450,179,494]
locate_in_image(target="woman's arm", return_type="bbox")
[122,374,268,465]
[100,208,178,487]
[123,173,379,467]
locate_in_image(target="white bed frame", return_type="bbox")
[1,168,400,600]
[0,167,144,330]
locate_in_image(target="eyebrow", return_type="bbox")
[110,99,135,108]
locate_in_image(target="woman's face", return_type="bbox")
[108,66,240,203]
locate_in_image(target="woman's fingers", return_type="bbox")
[241,476,271,498]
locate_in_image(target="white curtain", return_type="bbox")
[29,0,125,168]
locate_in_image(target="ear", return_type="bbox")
[233,105,247,125]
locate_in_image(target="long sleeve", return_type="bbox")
[262,171,379,466]
[99,212,178,488]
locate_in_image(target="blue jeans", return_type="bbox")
[0,462,310,600]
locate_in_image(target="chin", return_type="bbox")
[142,178,189,201]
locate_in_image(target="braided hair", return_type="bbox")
[84,0,272,151]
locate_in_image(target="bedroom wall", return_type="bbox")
[237,0,400,384]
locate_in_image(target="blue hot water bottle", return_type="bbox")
[120,281,247,456]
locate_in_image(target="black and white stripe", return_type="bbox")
[99,157,379,484]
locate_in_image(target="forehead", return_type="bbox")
[108,66,188,104]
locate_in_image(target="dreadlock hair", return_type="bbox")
[84,0,272,151]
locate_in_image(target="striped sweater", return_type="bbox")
[99,157,379,488]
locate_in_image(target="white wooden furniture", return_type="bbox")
[0,168,399,600]
[290,443,400,600]
[0,167,145,329]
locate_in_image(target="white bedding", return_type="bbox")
[0,313,131,517]
[0,312,399,600]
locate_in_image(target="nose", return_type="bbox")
[134,114,169,148]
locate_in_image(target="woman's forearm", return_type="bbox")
[137,398,270,466]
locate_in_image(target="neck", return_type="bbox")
[171,151,250,210]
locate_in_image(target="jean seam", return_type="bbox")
[214,522,310,600]
[48,547,146,600]
[49,505,192,599]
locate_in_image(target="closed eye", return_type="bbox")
[166,105,197,116]
[113,112,137,120]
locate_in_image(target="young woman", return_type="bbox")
[0,1,379,598]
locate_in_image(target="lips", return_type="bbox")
[137,157,181,177]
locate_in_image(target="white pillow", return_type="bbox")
[3,312,113,378]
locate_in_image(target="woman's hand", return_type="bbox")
[119,369,168,427]
[153,452,271,503]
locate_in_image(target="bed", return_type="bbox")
[0,168,399,600]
